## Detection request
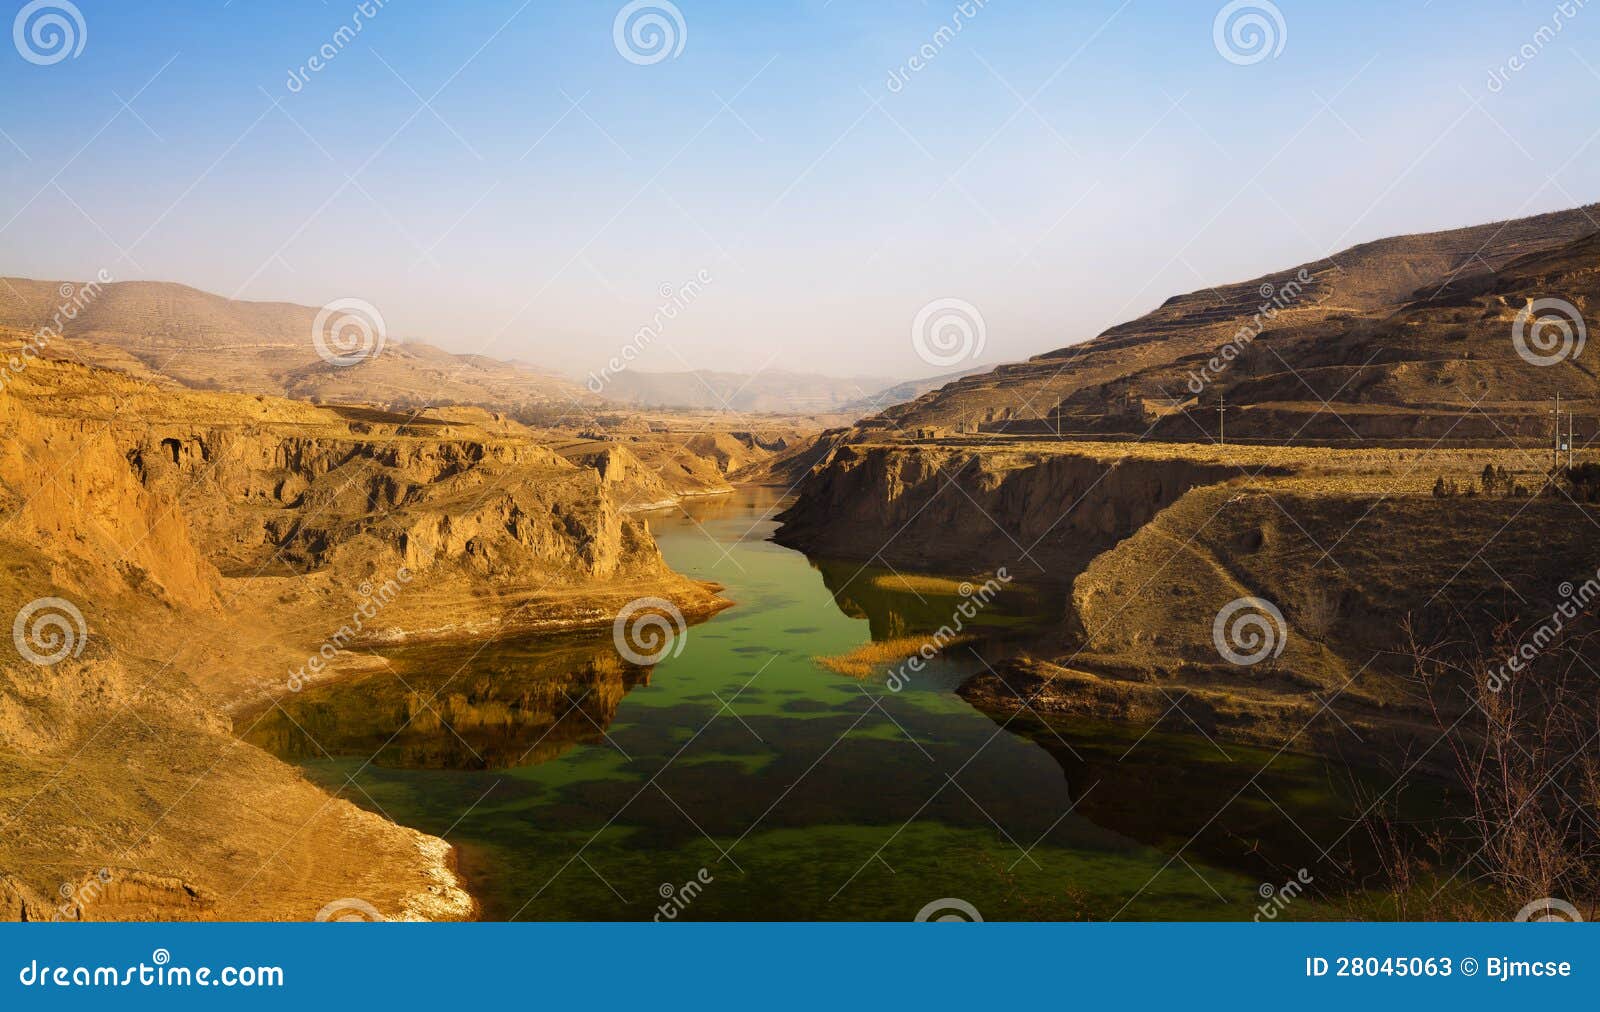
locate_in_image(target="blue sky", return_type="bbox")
[2,0,1597,378]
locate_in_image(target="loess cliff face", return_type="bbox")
[777,438,1600,762]
[774,442,1243,578]
[0,332,724,921]
[0,385,220,612]
[144,427,662,585]
[2,348,716,646]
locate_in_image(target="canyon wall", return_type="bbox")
[774,443,1244,579]
[0,340,723,921]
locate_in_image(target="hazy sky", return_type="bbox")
[2,0,1597,379]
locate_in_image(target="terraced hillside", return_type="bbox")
[871,203,1600,442]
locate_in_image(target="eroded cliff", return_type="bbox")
[774,442,1245,578]
[776,438,1600,762]
[0,332,725,921]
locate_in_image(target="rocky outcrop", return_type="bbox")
[0,386,220,611]
[559,443,679,511]
[0,876,50,921]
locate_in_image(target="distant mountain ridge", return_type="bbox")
[0,278,594,419]
[836,365,993,416]
[594,368,913,414]
[0,278,946,421]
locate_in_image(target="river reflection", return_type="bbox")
[241,637,650,771]
[810,558,1066,643]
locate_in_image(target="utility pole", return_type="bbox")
[1218,392,1226,447]
[1554,391,1561,471]
[1569,410,1576,470]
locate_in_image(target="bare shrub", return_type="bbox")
[1296,584,1341,641]
[1357,618,1600,919]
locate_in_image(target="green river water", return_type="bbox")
[243,488,1429,920]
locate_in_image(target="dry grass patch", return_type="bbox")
[815,634,971,678]
[864,572,972,596]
